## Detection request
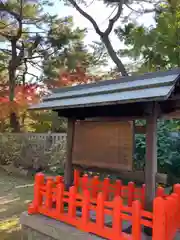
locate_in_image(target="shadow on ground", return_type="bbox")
[0,169,33,240]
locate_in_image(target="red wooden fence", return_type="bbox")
[74,170,146,208]
[28,173,180,240]
[74,170,171,209]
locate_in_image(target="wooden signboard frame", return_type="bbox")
[72,120,134,171]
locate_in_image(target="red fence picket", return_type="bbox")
[152,197,166,240]
[173,184,180,228]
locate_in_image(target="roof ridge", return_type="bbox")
[44,74,178,102]
[52,68,180,94]
[29,69,180,114]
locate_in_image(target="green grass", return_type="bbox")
[0,169,33,240]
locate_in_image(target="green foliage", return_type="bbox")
[47,142,66,174]
[0,134,65,174]
[27,111,67,133]
[135,120,180,185]
[42,17,107,83]
[164,133,180,184]
[0,134,20,165]
[115,0,180,71]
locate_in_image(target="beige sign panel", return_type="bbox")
[72,120,133,171]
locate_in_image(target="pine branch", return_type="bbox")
[22,58,28,84]
[27,59,42,71]
[105,0,124,36]
[26,72,39,81]
[0,0,23,41]
[15,0,23,40]
[0,48,11,54]
[0,31,11,40]
[125,4,156,14]
[67,0,103,36]
[0,1,21,22]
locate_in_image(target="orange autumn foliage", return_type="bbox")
[0,84,40,120]
[47,66,101,89]
[0,66,100,121]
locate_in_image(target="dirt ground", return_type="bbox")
[0,169,33,240]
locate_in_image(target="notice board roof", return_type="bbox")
[30,68,180,113]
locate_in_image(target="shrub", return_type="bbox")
[0,134,21,165]
[0,134,66,174]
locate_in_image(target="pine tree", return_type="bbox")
[0,0,54,131]
[115,0,180,72]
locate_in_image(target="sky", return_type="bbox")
[26,0,156,79]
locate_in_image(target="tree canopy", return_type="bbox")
[115,0,180,72]
[61,0,159,75]
[0,0,107,131]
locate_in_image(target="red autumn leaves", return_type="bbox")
[0,66,98,120]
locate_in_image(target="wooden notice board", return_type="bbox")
[72,120,133,171]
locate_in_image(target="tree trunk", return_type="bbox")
[8,40,20,132]
[101,34,128,76]
[21,111,26,130]
[9,112,20,132]
[67,0,127,76]
[9,66,20,132]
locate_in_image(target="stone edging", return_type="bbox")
[20,212,102,240]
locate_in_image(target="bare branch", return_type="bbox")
[22,58,28,84]
[0,48,11,54]
[27,60,42,71]
[86,0,95,7]
[125,4,142,14]
[127,0,161,14]
[68,0,103,36]
[0,31,11,40]
[0,21,16,30]
[22,31,46,34]
[18,71,39,82]
[105,0,124,36]
[133,0,161,4]
[125,4,156,14]
[26,55,43,60]
[100,6,117,26]
[15,0,23,40]
[26,72,39,81]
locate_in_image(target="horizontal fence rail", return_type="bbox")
[74,170,146,208]
[0,133,66,152]
[0,132,66,143]
[25,133,66,145]
[28,172,180,240]
[73,170,174,209]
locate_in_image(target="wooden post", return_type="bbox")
[64,118,75,190]
[145,102,158,212]
[144,103,158,236]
